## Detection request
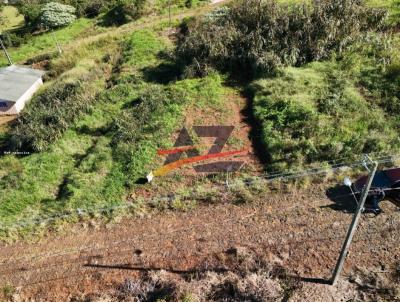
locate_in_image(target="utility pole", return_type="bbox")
[0,36,13,66]
[51,30,62,55]
[331,156,378,285]
[168,0,171,27]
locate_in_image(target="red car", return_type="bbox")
[353,167,400,214]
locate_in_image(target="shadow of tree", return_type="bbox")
[141,50,183,84]
[142,62,182,84]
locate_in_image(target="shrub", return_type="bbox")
[111,85,186,186]
[39,2,76,29]
[62,0,114,17]
[8,73,99,152]
[0,32,28,48]
[175,0,388,79]
[102,0,146,26]
[81,0,106,17]
[15,1,43,29]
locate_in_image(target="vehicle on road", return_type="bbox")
[353,167,400,214]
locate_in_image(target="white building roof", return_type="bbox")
[0,65,45,103]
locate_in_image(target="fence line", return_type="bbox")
[2,153,399,231]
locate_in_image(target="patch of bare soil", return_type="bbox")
[0,185,399,301]
[0,115,16,126]
[156,90,263,179]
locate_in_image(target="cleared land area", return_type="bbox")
[0,184,399,301]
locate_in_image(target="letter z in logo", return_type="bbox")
[147,126,247,181]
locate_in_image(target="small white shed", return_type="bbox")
[0,65,45,115]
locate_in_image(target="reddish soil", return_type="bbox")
[0,185,399,301]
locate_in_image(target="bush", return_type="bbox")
[82,0,106,17]
[8,75,99,152]
[111,85,186,185]
[0,33,28,48]
[39,2,76,29]
[102,0,146,26]
[15,1,43,29]
[175,0,388,79]
[62,0,114,17]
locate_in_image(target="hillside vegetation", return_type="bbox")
[0,0,399,239]
[175,0,387,78]
[0,6,24,32]
[0,25,223,239]
[175,0,400,171]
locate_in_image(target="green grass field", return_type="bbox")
[0,6,24,32]
[0,25,224,239]
[249,0,400,171]
[251,60,400,171]
[0,18,95,67]
[0,0,398,240]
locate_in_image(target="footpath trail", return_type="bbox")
[0,185,398,300]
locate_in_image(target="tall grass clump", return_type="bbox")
[250,62,400,171]
[8,71,102,152]
[175,0,388,78]
[101,0,146,26]
[111,85,187,186]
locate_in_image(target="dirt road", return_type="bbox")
[0,185,398,301]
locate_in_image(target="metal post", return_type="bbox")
[51,30,62,55]
[168,0,171,27]
[0,37,13,66]
[331,158,378,285]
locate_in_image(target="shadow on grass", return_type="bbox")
[75,124,111,137]
[239,86,272,170]
[141,50,183,84]
[56,173,74,201]
[135,177,148,184]
[142,62,182,84]
[73,139,98,168]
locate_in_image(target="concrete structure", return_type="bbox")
[0,65,45,115]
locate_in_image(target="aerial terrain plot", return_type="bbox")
[0,0,399,301]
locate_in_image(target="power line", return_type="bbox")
[1,153,399,231]
[0,157,396,286]
[0,197,334,270]
[1,193,397,278]
[3,226,396,287]
[0,209,396,273]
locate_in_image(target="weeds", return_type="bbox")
[0,25,225,239]
[78,248,289,302]
[250,61,400,171]
[175,0,387,79]
[1,284,15,301]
